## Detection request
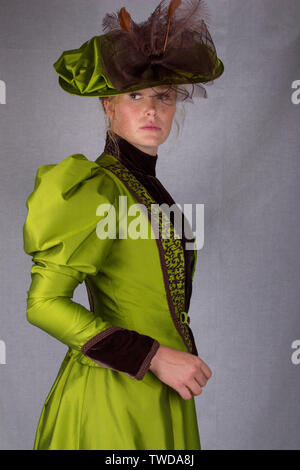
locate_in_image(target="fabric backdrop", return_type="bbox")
[0,0,299,450]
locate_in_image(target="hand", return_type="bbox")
[149,345,212,400]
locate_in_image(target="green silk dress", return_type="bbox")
[23,135,201,450]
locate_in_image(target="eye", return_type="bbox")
[129,93,141,100]
[159,93,170,99]
[156,92,175,103]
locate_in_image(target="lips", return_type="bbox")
[140,123,161,130]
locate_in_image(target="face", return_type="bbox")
[103,86,177,156]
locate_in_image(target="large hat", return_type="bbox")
[53,0,224,100]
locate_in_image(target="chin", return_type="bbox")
[140,134,164,141]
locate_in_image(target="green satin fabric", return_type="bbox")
[23,152,201,450]
[34,348,200,450]
[53,36,116,97]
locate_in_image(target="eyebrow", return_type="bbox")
[128,88,176,97]
[151,89,176,96]
[132,88,174,94]
[154,87,174,93]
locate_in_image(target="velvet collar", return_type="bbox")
[104,132,158,177]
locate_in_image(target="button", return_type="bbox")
[180,311,190,325]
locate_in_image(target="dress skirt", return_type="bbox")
[33,348,201,450]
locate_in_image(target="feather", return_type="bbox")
[168,0,182,18]
[101,0,213,56]
[102,12,121,33]
[145,0,169,55]
[119,7,131,32]
[163,0,182,52]
[166,0,212,48]
[99,0,222,98]
[127,0,169,56]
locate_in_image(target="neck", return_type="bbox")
[104,131,158,177]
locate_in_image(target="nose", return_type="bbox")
[144,97,157,116]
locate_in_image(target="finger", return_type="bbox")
[197,358,212,379]
[193,371,208,388]
[186,378,203,396]
[177,384,195,401]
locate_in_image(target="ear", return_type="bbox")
[103,98,114,121]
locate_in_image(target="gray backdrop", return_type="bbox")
[0,0,299,450]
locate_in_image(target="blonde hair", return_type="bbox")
[99,96,122,157]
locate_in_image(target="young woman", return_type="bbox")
[23,0,224,450]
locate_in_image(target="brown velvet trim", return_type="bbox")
[81,328,160,380]
[81,325,123,354]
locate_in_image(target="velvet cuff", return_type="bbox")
[81,326,160,380]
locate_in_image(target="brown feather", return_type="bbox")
[168,0,182,18]
[163,0,181,52]
[119,7,131,32]
[102,12,121,33]
[102,0,213,57]
[148,0,169,55]
[166,0,212,49]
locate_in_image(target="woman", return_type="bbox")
[23,0,224,450]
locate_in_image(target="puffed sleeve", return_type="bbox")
[23,153,160,380]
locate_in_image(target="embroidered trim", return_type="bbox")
[101,157,194,353]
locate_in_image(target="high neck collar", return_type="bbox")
[104,131,158,177]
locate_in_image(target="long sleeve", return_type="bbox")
[23,153,160,380]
